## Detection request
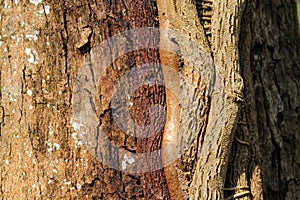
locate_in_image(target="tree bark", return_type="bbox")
[0,0,299,199]
[226,0,300,199]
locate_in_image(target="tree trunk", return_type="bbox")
[225,0,300,199]
[0,0,299,200]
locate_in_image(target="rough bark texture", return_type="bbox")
[190,0,245,199]
[0,0,299,199]
[0,0,169,199]
[226,0,300,200]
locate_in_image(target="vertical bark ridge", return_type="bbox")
[190,0,246,199]
[230,0,300,199]
[157,0,213,199]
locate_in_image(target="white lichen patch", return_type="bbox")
[76,183,81,189]
[9,95,17,102]
[71,132,77,139]
[124,154,135,164]
[30,0,42,6]
[121,161,127,170]
[47,140,61,152]
[53,143,60,150]
[25,49,39,64]
[65,181,71,185]
[27,53,35,64]
[121,154,135,170]
[49,126,54,135]
[27,89,33,96]
[25,48,31,55]
[4,1,9,9]
[42,88,49,93]
[72,121,84,131]
[47,147,53,152]
[25,30,39,41]
[25,150,32,158]
[44,5,50,15]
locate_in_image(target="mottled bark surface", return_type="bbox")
[0,0,169,199]
[0,0,299,199]
[226,0,300,200]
